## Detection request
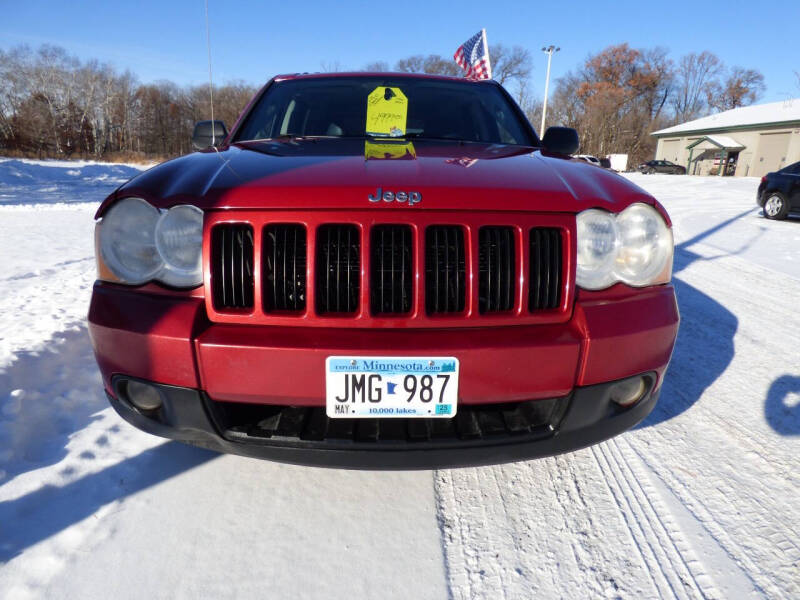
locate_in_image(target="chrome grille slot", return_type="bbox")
[315,224,360,314]
[425,226,466,314]
[478,226,515,313]
[264,224,306,312]
[371,225,412,315]
[211,224,254,310]
[529,228,563,311]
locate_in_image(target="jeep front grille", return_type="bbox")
[205,212,572,328]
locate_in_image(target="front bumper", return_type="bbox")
[88,282,678,467]
[107,373,660,469]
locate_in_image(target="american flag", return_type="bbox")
[454,29,492,80]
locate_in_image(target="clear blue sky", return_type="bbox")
[3,0,798,102]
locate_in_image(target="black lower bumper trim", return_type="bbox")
[107,374,659,470]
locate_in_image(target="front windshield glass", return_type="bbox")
[234,76,535,146]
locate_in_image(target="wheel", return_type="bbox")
[646,167,656,174]
[763,192,789,220]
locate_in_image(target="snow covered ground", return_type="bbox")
[0,158,147,207]
[0,159,798,599]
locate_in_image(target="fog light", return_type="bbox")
[126,380,163,411]
[609,376,647,407]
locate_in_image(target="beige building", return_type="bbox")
[651,99,800,177]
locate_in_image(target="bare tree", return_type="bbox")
[707,66,765,111]
[489,44,532,86]
[394,54,460,76]
[362,61,390,71]
[393,45,531,86]
[547,43,675,164]
[320,60,342,73]
[671,51,722,122]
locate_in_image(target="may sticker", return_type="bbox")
[366,86,408,137]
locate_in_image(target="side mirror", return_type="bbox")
[541,126,579,156]
[192,120,228,151]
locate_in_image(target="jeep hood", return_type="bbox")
[100,139,656,216]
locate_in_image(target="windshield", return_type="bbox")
[234,76,536,146]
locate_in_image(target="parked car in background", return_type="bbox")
[638,160,686,175]
[575,154,601,166]
[757,160,800,220]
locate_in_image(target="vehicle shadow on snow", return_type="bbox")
[0,323,219,561]
[636,211,751,429]
[0,441,216,561]
[764,375,800,435]
[0,325,108,483]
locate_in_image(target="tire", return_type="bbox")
[646,167,656,174]
[763,192,789,220]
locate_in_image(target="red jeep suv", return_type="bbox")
[88,73,679,468]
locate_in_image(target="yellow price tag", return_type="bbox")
[364,140,416,160]
[366,86,408,137]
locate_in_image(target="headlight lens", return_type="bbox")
[615,203,673,286]
[99,198,162,285]
[98,198,204,288]
[576,203,673,290]
[155,205,204,287]
[576,209,618,290]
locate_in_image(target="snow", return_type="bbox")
[0,157,148,206]
[652,97,800,136]
[1,159,799,598]
[695,135,746,149]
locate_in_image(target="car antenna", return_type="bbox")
[205,0,216,147]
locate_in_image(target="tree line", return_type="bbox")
[371,44,765,166]
[0,45,255,160]
[548,45,765,164]
[0,43,766,165]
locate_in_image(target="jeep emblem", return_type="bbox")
[368,187,422,205]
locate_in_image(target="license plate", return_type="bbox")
[326,356,459,419]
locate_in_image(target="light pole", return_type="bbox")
[540,45,560,135]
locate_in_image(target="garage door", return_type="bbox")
[753,132,790,177]
[660,139,681,163]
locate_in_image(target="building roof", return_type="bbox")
[686,135,745,150]
[652,98,800,136]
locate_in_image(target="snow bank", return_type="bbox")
[0,158,147,206]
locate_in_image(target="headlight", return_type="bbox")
[615,203,673,286]
[99,198,162,285]
[98,198,203,288]
[155,205,204,287]
[576,209,618,290]
[576,203,673,290]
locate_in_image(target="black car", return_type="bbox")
[757,161,800,220]
[638,160,686,175]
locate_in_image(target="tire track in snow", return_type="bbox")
[435,454,664,599]
[619,438,767,599]
[591,441,703,599]
[644,244,800,597]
